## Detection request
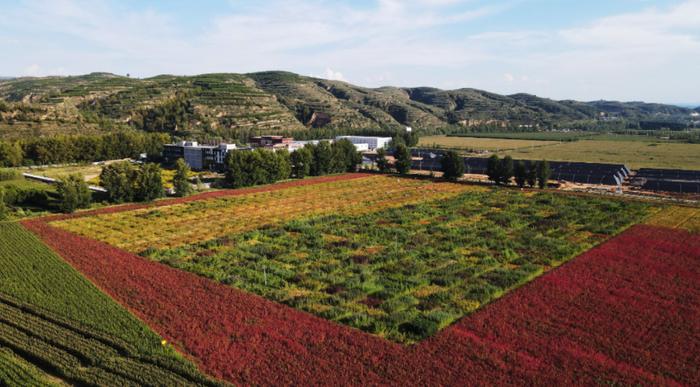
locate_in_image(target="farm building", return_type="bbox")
[163,141,238,171]
[335,136,392,151]
[250,136,293,149]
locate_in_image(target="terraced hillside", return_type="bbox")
[0,72,695,140]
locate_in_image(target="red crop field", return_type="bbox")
[23,214,700,385]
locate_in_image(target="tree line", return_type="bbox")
[487,155,550,188]
[225,139,362,188]
[0,131,170,167]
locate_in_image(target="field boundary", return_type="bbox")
[22,211,700,384]
[38,173,372,223]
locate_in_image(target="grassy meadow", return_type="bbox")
[420,135,700,170]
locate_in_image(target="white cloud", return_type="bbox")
[0,0,698,102]
[321,68,346,82]
[22,64,42,77]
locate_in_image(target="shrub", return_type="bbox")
[56,174,91,213]
[440,150,464,181]
[0,168,21,181]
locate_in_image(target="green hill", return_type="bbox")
[0,72,695,140]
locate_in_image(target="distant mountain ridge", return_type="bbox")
[0,71,695,140]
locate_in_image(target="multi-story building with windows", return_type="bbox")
[163,141,238,171]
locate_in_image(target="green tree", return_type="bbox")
[498,156,514,185]
[440,150,464,181]
[526,161,538,187]
[536,160,550,189]
[56,174,91,213]
[376,148,390,172]
[135,163,163,201]
[225,151,245,188]
[394,144,412,174]
[310,141,333,176]
[261,150,291,183]
[487,154,501,184]
[290,147,312,178]
[0,142,23,167]
[514,160,527,188]
[393,131,419,148]
[100,161,138,203]
[331,139,362,173]
[173,158,194,197]
[225,149,290,188]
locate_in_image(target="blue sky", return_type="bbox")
[1,0,699,104]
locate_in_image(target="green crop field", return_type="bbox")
[499,139,700,170]
[55,176,651,344]
[420,135,700,170]
[0,222,223,386]
[445,131,600,142]
[419,135,557,152]
[0,347,57,386]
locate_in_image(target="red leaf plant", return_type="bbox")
[23,182,700,386]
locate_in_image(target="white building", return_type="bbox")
[288,139,330,152]
[335,136,392,151]
[163,141,237,171]
[289,139,369,152]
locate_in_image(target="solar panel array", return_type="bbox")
[410,148,627,186]
[633,168,700,194]
[547,161,628,186]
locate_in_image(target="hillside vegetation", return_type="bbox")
[0,72,696,141]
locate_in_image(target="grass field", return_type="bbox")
[419,135,557,152]
[420,135,700,170]
[500,140,700,170]
[0,222,223,386]
[20,164,105,181]
[52,176,650,344]
[446,131,600,142]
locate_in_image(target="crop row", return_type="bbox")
[0,293,224,386]
[0,221,223,386]
[144,189,650,343]
[25,212,700,384]
[645,205,700,233]
[0,347,55,387]
[53,175,477,253]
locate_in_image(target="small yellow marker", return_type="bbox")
[161,339,168,346]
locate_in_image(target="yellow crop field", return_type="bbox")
[645,206,700,233]
[52,175,483,253]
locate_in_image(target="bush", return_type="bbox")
[399,315,440,338]
[225,149,291,188]
[0,168,21,181]
[173,158,194,197]
[56,174,91,213]
[101,161,165,203]
[394,144,412,174]
[440,150,464,181]
[376,148,390,172]
[290,147,312,178]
